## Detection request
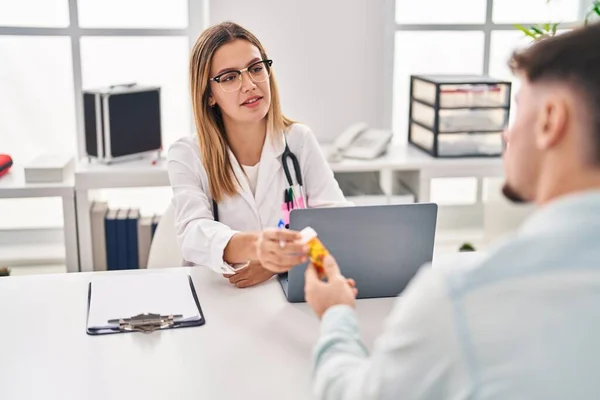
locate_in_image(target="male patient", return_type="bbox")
[304,23,600,400]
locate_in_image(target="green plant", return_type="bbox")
[459,242,476,252]
[515,22,560,40]
[515,0,600,40]
[584,0,600,25]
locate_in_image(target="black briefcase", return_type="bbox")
[83,83,162,164]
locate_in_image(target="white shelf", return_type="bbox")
[0,167,74,199]
[324,144,503,173]
[0,166,78,273]
[75,156,168,190]
[8,264,66,276]
[73,144,505,273]
[0,243,65,267]
[73,145,504,190]
[2,138,507,274]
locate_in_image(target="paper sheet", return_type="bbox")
[87,273,202,330]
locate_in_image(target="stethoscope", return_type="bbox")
[282,140,306,205]
[212,138,304,223]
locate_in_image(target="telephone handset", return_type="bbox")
[329,122,393,161]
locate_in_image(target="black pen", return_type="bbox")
[284,189,290,211]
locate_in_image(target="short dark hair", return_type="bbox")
[509,22,600,163]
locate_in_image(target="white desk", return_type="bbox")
[0,253,483,400]
[0,167,79,273]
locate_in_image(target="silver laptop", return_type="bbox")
[279,203,438,303]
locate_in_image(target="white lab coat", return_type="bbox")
[167,123,349,271]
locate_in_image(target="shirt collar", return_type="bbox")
[519,189,600,237]
[261,130,287,159]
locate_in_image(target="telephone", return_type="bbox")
[329,122,393,161]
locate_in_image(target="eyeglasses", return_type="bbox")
[209,59,273,93]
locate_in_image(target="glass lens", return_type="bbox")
[248,61,270,82]
[219,71,241,92]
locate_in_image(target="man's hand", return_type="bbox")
[223,260,275,288]
[305,255,358,319]
[256,228,308,273]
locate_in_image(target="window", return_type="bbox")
[0,0,69,27]
[396,0,486,24]
[0,1,202,230]
[77,0,188,29]
[0,36,77,164]
[492,0,580,23]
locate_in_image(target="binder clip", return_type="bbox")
[108,313,183,334]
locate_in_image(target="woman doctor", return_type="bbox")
[167,22,348,288]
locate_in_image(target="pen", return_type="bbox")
[289,187,295,208]
[284,189,290,211]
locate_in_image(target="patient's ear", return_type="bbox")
[535,93,568,150]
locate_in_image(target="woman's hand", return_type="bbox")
[256,228,308,273]
[223,260,274,288]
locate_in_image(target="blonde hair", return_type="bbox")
[189,21,294,202]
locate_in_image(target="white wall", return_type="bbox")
[208,0,388,143]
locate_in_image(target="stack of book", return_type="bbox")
[90,202,162,271]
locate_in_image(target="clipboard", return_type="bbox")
[86,275,206,335]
